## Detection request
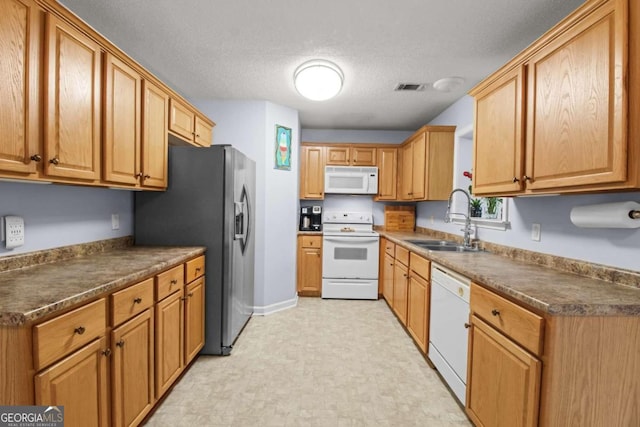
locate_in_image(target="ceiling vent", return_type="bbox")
[394,83,426,92]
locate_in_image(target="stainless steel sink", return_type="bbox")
[404,239,480,252]
[404,239,459,247]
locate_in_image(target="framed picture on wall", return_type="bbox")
[274,124,292,170]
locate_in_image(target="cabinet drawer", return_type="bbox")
[156,264,185,301]
[300,236,321,248]
[33,298,107,370]
[471,283,544,356]
[395,245,409,266]
[111,278,154,326]
[185,255,205,283]
[384,240,395,257]
[409,252,430,280]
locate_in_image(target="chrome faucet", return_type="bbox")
[445,188,473,248]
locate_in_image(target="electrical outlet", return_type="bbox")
[111,214,120,230]
[531,223,541,241]
[4,215,25,249]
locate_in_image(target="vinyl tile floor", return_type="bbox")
[145,297,472,427]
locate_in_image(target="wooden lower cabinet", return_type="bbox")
[111,309,155,427]
[407,273,429,353]
[392,261,409,325]
[35,336,110,427]
[184,276,205,364]
[155,290,183,398]
[382,253,394,305]
[297,235,322,296]
[466,315,541,427]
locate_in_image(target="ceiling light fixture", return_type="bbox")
[432,77,465,92]
[294,60,344,101]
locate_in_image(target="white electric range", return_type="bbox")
[321,211,380,300]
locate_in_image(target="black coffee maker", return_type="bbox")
[299,206,322,231]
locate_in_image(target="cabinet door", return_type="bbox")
[382,253,394,306]
[184,276,205,365]
[35,336,110,427]
[376,148,397,200]
[184,276,206,366]
[326,146,350,165]
[168,98,195,142]
[103,53,141,185]
[296,236,322,296]
[466,315,541,427]
[300,145,325,199]
[399,143,413,200]
[44,14,101,180]
[352,147,376,166]
[407,273,429,353]
[392,262,409,325]
[473,66,525,195]
[155,291,183,398]
[194,116,213,147]
[525,1,626,190]
[411,133,426,199]
[141,80,168,189]
[112,309,154,427]
[0,0,41,175]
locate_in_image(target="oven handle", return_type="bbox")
[323,237,380,244]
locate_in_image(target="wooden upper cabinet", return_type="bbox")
[44,14,101,181]
[103,53,141,186]
[410,133,426,199]
[326,146,350,165]
[0,0,41,175]
[473,65,525,195]
[326,146,377,166]
[399,127,454,201]
[399,142,413,200]
[168,99,213,147]
[169,98,194,141]
[471,0,637,195]
[352,147,376,166]
[376,147,397,200]
[525,1,626,191]
[194,116,213,147]
[141,80,169,188]
[300,145,325,199]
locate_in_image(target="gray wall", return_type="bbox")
[192,100,300,314]
[419,96,640,271]
[0,182,133,256]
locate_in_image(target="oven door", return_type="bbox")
[322,235,380,279]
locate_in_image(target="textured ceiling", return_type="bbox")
[59,0,585,130]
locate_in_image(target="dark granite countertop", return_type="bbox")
[0,246,205,326]
[381,231,640,317]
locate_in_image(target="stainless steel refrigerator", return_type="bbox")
[134,145,255,355]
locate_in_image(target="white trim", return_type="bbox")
[252,295,298,316]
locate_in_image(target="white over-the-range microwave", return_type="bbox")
[324,166,378,195]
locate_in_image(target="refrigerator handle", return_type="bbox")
[234,201,245,241]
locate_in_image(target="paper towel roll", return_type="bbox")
[570,201,640,228]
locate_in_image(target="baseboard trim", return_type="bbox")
[253,296,298,316]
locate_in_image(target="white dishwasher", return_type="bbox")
[428,263,471,404]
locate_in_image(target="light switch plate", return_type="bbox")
[4,215,25,249]
[531,223,541,241]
